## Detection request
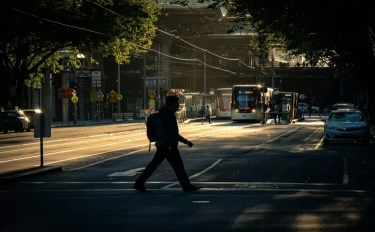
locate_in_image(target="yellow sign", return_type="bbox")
[149,99,155,105]
[148,91,156,99]
[109,97,117,103]
[71,95,79,103]
[90,92,103,102]
[116,94,123,101]
[109,90,117,98]
[167,90,175,96]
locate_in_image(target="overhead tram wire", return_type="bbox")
[9,6,238,76]
[84,0,266,75]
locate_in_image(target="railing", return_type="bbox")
[112,113,134,121]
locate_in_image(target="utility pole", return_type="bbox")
[143,53,147,109]
[204,51,207,93]
[157,44,161,109]
[271,48,275,88]
[117,63,121,113]
[73,68,77,124]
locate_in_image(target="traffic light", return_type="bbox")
[69,81,78,90]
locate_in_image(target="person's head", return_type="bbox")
[166,95,179,112]
[206,105,209,108]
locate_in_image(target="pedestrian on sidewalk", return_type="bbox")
[202,105,211,124]
[133,95,201,193]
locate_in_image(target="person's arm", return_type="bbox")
[178,135,194,147]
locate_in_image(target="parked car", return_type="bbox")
[297,103,319,113]
[0,110,31,133]
[332,103,356,111]
[22,109,42,128]
[323,109,370,145]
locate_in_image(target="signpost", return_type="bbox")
[116,94,123,101]
[34,68,52,167]
[149,91,156,109]
[299,94,306,118]
[109,90,117,115]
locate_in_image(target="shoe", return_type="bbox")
[133,183,151,193]
[183,185,202,193]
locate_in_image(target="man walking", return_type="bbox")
[202,105,211,124]
[133,95,202,193]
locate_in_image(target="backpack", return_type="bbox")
[274,104,279,112]
[146,112,159,151]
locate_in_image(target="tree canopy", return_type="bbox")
[0,0,159,106]
[175,0,375,76]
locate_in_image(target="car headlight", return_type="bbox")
[325,125,336,130]
[359,123,369,130]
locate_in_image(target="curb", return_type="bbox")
[292,117,305,123]
[51,120,142,128]
[183,116,217,124]
[0,166,62,184]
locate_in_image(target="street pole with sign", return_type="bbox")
[118,63,121,113]
[299,94,305,118]
[157,44,161,109]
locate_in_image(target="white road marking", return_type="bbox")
[193,201,210,203]
[19,181,343,186]
[343,157,348,185]
[161,159,223,189]
[108,168,145,177]
[47,147,148,168]
[315,137,324,149]
[255,127,300,147]
[0,188,368,193]
[1,125,244,165]
[295,127,321,149]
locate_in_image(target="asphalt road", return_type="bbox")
[0,116,374,231]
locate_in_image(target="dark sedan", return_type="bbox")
[0,110,31,133]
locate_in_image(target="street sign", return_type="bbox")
[58,88,73,98]
[148,91,156,99]
[90,92,103,102]
[116,94,123,101]
[109,90,117,98]
[299,94,306,100]
[109,97,117,103]
[71,95,79,103]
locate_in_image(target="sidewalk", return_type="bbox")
[51,119,143,128]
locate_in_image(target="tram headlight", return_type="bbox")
[235,109,239,112]
[251,109,256,113]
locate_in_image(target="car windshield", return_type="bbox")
[0,112,18,118]
[328,112,365,122]
[333,105,354,110]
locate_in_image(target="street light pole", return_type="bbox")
[204,51,207,93]
[271,48,275,88]
[157,44,161,109]
[143,53,147,109]
[117,63,120,113]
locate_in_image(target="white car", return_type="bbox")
[297,103,319,113]
[323,109,370,145]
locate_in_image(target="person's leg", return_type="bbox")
[134,148,165,187]
[166,148,192,190]
[208,116,211,123]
